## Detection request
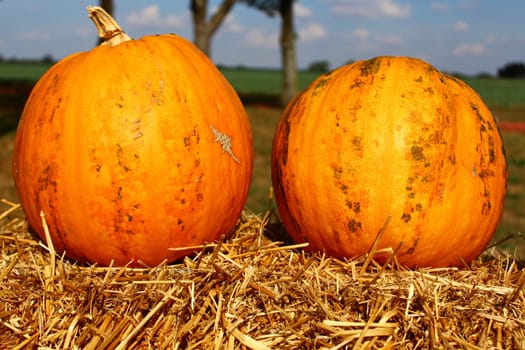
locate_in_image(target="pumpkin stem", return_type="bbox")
[87,6,132,47]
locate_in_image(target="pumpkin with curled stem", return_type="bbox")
[271,56,507,268]
[12,6,253,266]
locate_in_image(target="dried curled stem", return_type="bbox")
[87,6,132,47]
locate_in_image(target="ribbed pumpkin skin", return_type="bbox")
[271,56,507,268]
[13,34,253,266]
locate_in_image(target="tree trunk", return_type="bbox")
[98,0,114,45]
[279,0,297,106]
[191,0,236,58]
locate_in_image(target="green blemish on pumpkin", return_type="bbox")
[360,57,381,77]
[316,78,329,88]
[312,78,329,96]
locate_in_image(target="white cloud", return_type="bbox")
[343,28,403,52]
[351,28,370,40]
[243,29,279,49]
[126,5,185,28]
[485,34,511,45]
[224,14,243,33]
[294,3,313,18]
[330,0,411,19]
[454,20,469,32]
[298,23,328,43]
[453,43,486,56]
[431,2,450,11]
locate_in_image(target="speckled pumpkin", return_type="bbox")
[271,56,507,268]
[12,7,253,266]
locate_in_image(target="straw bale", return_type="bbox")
[0,199,524,349]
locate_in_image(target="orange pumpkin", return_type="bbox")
[271,56,507,268]
[12,7,253,266]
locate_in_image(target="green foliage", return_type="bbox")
[307,60,330,73]
[498,61,525,79]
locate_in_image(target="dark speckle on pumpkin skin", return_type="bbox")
[401,213,411,223]
[177,218,185,231]
[411,145,425,161]
[405,238,419,255]
[350,79,365,89]
[347,219,362,233]
[332,165,343,179]
[345,200,361,213]
[351,137,363,153]
[116,144,131,172]
[115,96,124,108]
[481,200,491,215]
[487,136,496,163]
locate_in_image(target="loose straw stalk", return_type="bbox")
[0,203,524,349]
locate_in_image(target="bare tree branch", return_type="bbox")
[191,0,236,57]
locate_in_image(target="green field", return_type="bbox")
[0,62,54,81]
[2,62,525,107]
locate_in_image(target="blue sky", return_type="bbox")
[1,0,524,75]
